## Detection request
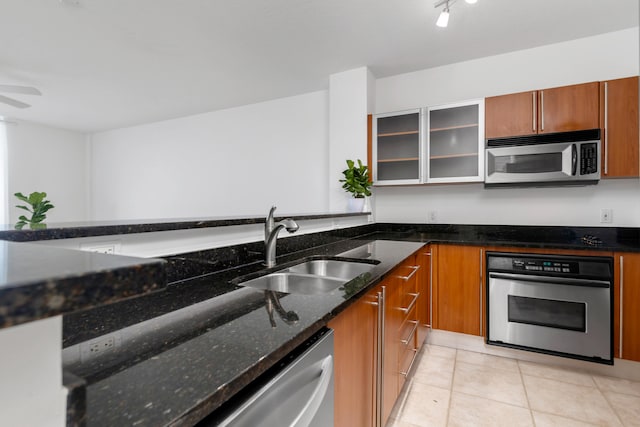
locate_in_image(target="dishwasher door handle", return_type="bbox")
[292,355,333,427]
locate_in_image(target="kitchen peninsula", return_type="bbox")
[1,213,639,426]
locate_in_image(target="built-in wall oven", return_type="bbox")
[486,252,613,364]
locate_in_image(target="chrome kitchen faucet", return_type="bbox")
[264,206,299,268]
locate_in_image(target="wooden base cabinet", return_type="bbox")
[330,252,424,427]
[416,247,432,346]
[614,253,640,362]
[328,284,380,427]
[432,244,484,336]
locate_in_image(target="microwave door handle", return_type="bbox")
[572,143,578,176]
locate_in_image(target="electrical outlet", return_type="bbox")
[80,241,120,254]
[600,208,613,224]
[80,334,120,362]
[428,210,437,223]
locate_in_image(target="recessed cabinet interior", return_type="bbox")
[373,110,422,185]
[427,100,484,182]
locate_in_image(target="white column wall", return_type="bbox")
[374,28,640,226]
[0,317,66,427]
[328,67,371,212]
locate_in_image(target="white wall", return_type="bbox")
[6,121,88,224]
[328,68,372,211]
[90,91,328,220]
[0,317,67,427]
[374,28,640,226]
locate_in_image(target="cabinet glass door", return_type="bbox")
[374,110,421,185]
[427,100,484,183]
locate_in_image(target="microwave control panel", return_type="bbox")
[580,143,598,175]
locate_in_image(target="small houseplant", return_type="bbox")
[14,191,55,230]
[340,159,372,212]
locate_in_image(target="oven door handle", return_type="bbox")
[488,272,610,288]
[571,143,578,176]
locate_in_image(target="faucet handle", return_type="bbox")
[265,205,277,241]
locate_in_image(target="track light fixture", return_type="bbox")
[434,0,478,28]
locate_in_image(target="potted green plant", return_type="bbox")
[14,191,55,230]
[340,159,372,212]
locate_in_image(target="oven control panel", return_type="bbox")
[512,258,579,274]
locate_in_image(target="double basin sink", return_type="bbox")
[234,258,380,295]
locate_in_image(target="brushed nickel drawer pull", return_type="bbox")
[401,320,419,345]
[400,292,420,314]
[400,349,419,377]
[396,265,420,281]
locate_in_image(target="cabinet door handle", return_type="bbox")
[540,90,545,131]
[400,292,420,314]
[396,265,420,281]
[401,320,419,345]
[429,251,433,328]
[532,91,537,132]
[479,248,484,336]
[400,349,418,377]
[604,82,609,175]
[620,256,624,358]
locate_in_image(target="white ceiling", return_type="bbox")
[0,0,638,133]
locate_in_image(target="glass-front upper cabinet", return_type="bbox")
[373,109,422,185]
[426,100,485,183]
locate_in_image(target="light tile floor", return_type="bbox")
[387,345,640,427]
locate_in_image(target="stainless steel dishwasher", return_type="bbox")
[202,328,334,427]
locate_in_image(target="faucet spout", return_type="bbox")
[264,206,299,268]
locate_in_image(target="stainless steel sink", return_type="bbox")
[238,272,346,295]
[237,259,377,295]
[283,259,376,280]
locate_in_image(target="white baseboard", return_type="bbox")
[427,329,640,382]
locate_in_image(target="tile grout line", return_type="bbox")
[516,360,537,427]
[591,373,627,427]
[444,348,457,427]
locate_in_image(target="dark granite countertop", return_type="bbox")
[0,241,166,329]
[76,238,424,427]
[0,212,370,242]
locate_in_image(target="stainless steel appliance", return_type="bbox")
[485,129,600,187]
[211,328,334,426]
[486,252,613,364]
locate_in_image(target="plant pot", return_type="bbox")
[347,197,365,212]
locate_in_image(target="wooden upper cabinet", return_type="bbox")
[485,82,600,139]
[485,91,537,138]
[600,76,639,178]
[538,82,600,134]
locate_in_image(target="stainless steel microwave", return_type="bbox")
[485,129,600,187]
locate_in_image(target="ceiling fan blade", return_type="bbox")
[0,85,42,96]
[0,95,30,109]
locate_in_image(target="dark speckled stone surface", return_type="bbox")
[0,212,370,242]
[60,223,640,427]
[78,239,424,427]
[0,241,166,329]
